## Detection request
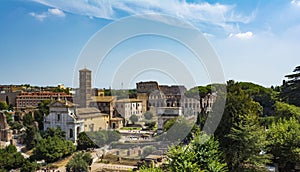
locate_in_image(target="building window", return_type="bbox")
[69,129,73,138]
[89,124,94,132]
[57,114,60,121]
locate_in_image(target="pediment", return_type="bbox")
[50,101,66,107]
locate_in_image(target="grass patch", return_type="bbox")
[120,127,142,131]
[48,154,73,168]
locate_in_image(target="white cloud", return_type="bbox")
[29,8,65,21]
[203,32,215,38]
[291,0,300,6]
[48,8,65,17]
[31,0,255,33]
[229,31,253,39]
[29,12,47,21]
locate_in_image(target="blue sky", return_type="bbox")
[0,0,300,89]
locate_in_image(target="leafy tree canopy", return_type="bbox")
[24,125,41,150]
[22,113,34,127]
[215,80,271,171]
[77,132,98,150]
[156,116,194,143]
[267,117,300,171]
[42,127,66,139]
[167,133,228,172]
[0,145,25,171]
[280,65,300,106]
[0,101,8,110]
[274,101,300,121]
[144,111,153,120]
[66,152,93,172]
[85,130,121,147]
[33,135,75,163]
[129,114,138,124]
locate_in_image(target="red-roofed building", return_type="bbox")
[16,92,72,110]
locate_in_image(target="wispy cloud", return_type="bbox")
[48,8,65,17]
[29,8,65,21]
[29,12,47,21]
[291,0,300,6]
[31,0,255,34]
[229,31,253,39]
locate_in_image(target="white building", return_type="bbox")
[115,98,143,123]
[44,100,84,143]
[44,99,111,143]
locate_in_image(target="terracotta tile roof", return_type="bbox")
[76,107,108,119]
[91,96,116,102]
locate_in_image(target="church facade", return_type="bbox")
[44,100,84,143]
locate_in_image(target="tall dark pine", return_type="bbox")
[5,96,9,106]
[281,66,300,106]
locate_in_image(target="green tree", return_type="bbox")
[167,133,227,172]
[66,152,93,172]
[21,160,40,172]
[274,101,300,120]
[77,132,98,150]
[168,145,202,172]
[267,117,300,171]
[38,100,51,115]
[185,85,211,98]
[157,116,194,143]
[5,96,9,106]
[4,111,13,125]
[144,111,153,120]
[139,166,165,172]
[53,87,71,95]
[129,114,138,124]
[8,104,13,111]
[0,145,25,171]
[85,130,121,147]
[239,82,277,116]
[88,131,106,146]
[33,135,76,163]
[22,113,34,127]
[34,110,44,131]
[10,121,23,131]
[163,118,177,131]
[215,80,270,171]
[24,125,39,150]
[42,127,66,138]
[145,121,156,130]
[280,66,300,106]
[32,100,51,130]
[106,130,121,144]
[226,113,271,171]
[0,101,8,110]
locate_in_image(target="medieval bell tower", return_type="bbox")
[79,68,92,108]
